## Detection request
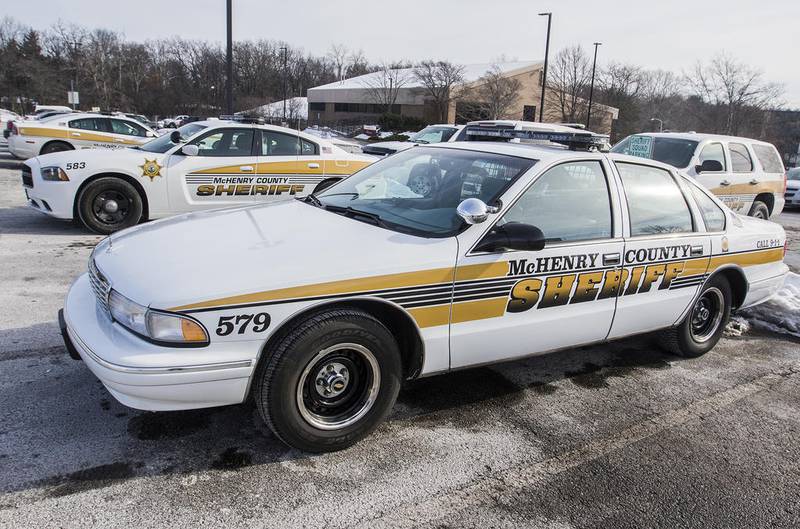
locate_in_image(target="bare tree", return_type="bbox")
[327,43,348,82]
[688,54,783,135]
[413,60,465,122]
[361,61,411,113]
[347,49,371,78]
[477,64,521,119]
[547,45,591,122]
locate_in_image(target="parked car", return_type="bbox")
[7,112,158,158]
[21,120,374,233]
[361,124,464,156]
[785,167,800,208]
[60,134,787,452]
[611,132,786,219]
[0,108,21,140]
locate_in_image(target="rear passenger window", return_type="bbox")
[751,144,784,174]
[499,161,612,243]
[699,143,726,171]
[616,162,693,236]
[729,143,753,173]
[301,138,319,155]
[261,131,300,156]
[687,182,726,231]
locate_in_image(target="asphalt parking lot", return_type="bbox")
[1,145,799,528]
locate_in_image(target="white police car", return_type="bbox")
[21,120,374,233]
[61,129,788,452]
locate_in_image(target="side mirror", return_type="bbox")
[181,144,199,156]
[146,130,156,138]
[695,159,723,173]
[456,198,500,225]
[170,130,182,144]
[474,222,546,253]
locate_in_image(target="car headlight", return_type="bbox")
[40,166,70,181]
[108,290,209,345]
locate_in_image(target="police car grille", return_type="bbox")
[88,259,111,314]
[21,165,33,188]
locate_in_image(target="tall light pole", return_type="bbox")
[586,42,601,128]
[280,46,288,122]
[225,0,233,115]
[538,12,552,122]
[650,117,664,132]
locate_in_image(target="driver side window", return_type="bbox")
[499,161,613,244]
[699,143,726,171]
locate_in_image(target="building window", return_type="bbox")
[333,103,400,114]
[309,102,325,112]
[523,105,536,121]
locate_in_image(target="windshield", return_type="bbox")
[612,135,699,168]
[315,146,536,237]
[139,122,207,153]
[409,126,458,144]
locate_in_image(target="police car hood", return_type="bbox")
[92,199,453,310]
[363,141,416,153]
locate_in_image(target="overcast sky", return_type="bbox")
[6,0,800,107]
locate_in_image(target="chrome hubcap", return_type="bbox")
[103,199,119,214]
[315,362,350,398]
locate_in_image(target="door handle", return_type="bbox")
[720,180,731,186]
[602,253,620,266]
[71,132,81,136]
[114,138,125,142]
[239,166,254,172]
[307,163,320,169]
[690,245,704,257]
[749,179,758,185]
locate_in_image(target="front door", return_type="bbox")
[608,160,710,339]
[167,127,259,212]
[450,159,625,368]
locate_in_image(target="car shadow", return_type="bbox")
[0,206,89,236]
[0,333,678,499]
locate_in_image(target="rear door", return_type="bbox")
[450,157,625,368]
[166,126,258,212]
[67,117,115,150]
[722,141,758,214]
[253,129,313,200]
[608,159,710,339]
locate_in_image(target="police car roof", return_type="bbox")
[429,140,598,161]
[636,131,775,146]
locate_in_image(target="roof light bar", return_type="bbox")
[464,126,609,151]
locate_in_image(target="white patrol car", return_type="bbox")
[612,132,786,219]
[361,124,465,156]
[21,120,374,234]
[8,112,158,159]
[61,131,788,452]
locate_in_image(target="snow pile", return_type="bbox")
[737,272,800,338]
[724,316,750,337]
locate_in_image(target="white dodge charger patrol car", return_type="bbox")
[21,120,374,234]
[8,112,159,158]
[61,131,788,452]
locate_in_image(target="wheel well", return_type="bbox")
[753,193,775,215]
[252,299,425,393]
[713,267,748,309]
[40,140,74,154]
[73,172,149,221]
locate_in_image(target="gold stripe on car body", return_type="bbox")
[17,126,143,145]
[189,160,370,176]
[709,181,783,195]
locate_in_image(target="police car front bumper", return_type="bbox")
[62,273,259,411]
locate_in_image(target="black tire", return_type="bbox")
[748,200,770,219]
[76,177,143,234]
[254,308,402,452]
[407,172,438,197]
[658,275,732,358]
[313,178,340,194]
[40,141,74,155]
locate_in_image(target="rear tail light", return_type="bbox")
[10,122,18,136]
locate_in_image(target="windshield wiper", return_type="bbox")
[302,193,322,207]
[323,204,390,227]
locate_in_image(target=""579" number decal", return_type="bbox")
[215,312,271,336]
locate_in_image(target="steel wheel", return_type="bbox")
[690,287,724,343]
[296,343,381,431]
[408,174,435,197]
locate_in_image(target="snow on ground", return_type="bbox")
[733,272,800,338]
